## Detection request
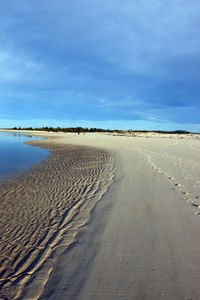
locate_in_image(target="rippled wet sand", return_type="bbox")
[0,140,114,299]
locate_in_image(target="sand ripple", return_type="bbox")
[0,141,114,299]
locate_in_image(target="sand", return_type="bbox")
[0,137,114,299]
[1,131,200,299]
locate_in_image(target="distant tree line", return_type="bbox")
[10,127,192,134]
[128,129,191,134]
[11,126,116,133]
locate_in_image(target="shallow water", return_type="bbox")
[0,132,49,180]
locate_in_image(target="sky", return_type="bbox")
[0,0,200,131]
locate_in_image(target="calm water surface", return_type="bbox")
[0,132,49,180]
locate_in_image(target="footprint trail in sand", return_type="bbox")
[137,139,200,214]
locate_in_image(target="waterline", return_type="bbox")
[0,132,49,180]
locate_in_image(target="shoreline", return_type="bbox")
[0,137,115,299]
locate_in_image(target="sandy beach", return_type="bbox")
[1,131,200,299]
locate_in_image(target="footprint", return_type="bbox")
[186,198,192,202]
[174,183,182,187]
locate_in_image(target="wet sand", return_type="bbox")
[1,131,200,299]
[0,139,114,299]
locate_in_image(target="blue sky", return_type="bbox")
[0,0,200,131]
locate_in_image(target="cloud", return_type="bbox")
[0,0,200,129]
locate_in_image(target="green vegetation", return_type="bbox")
[11,126,115,133]
[9,127,193,134]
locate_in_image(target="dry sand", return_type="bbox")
[1,131,200,299]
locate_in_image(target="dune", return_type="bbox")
[1,131,200,299]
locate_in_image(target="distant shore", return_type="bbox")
[1,126,199,135]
